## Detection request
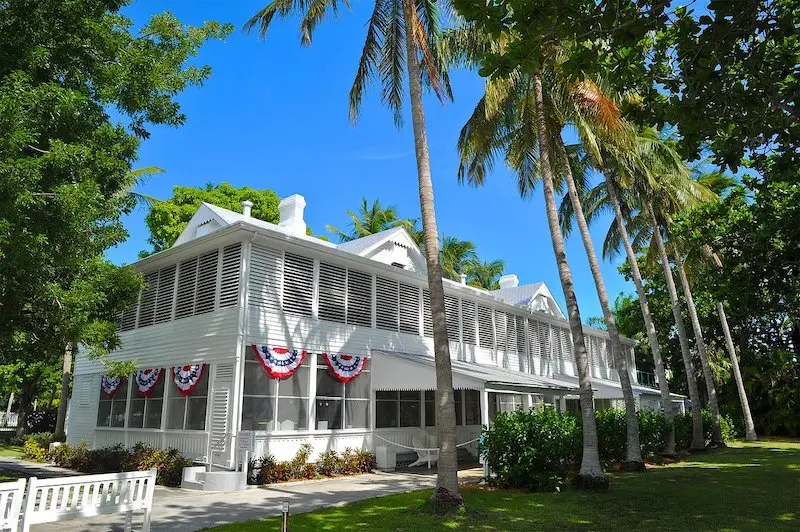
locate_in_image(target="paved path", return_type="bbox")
[4,462,481,532]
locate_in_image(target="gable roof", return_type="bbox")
[490,282,565,319]
[337,227,415,256]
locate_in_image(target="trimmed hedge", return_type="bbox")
[480,408,736,491]
[248,443,375,485]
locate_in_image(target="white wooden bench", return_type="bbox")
[1,478,26,532]
[20,469,156,532]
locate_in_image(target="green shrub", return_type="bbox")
[317,450,339,476]
[249,446,375,485]
[480,407,581,491]
[22,439,48,462]
[594,409,670,465]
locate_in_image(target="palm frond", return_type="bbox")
[348,0,388,123]
[379,0,406,127]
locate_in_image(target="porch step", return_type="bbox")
[181,466,247,492]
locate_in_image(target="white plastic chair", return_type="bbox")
[409,434,438,468]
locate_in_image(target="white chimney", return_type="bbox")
[499,274,519,289]
[241,200,253,217]
[459,273,467,285]
[278,194,307,237]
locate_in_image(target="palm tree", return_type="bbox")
[326,198,413,242]
[465,259,505,290]
[454,53,607,483]
[246,0,462,505]
[439,235,477,281]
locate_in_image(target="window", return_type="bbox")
[464,390,481,425]
[315,356,370,430]
[375,390,421,429]
[241,350,309,431]
[424,390,436,427]
[166,368,209,431]
[128,372,165,429]
[454,390,463,426]
[97,378,128,428]
[488,392,525,419]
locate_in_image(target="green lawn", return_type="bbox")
[0,443,23,459]
[206,440,799,531]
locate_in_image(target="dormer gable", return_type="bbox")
[173,202,233,247]
[336,227,427,273]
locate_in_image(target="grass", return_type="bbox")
[205,440,799,531]
[0,443,23,459]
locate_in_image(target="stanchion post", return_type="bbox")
[281,500,290,532]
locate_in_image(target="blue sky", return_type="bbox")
[109,0,635,321]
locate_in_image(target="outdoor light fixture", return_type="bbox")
[281,500,290,531]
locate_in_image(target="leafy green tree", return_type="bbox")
[465,259,505,290]
[439,235,477,281]
[0,0,231,431]
[246,0,463,504]
[326,198,414,243]
[144,183,280,254]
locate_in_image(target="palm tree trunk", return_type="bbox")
[533,73,606,485]
[646,203,705,450]
[401,0,460,507]
[672,251,724,446]
[717,301,757,440]
[55,342,73,437]
[605,180,676,456]
[556,140,643,469]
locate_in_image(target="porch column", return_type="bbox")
[559,395,567,412]
[480,388,489,427]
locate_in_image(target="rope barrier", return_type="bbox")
[373,433,481,452]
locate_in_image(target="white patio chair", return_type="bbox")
[408,434,438,469]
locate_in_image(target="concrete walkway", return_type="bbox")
[0,459,481,532]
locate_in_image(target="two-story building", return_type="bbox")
[68,194,668,469]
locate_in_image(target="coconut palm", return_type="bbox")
[246,0,462,504]
[439,235,478,281]
[326,198,414,242]
[453,45,607,482]
[465,259,505,290]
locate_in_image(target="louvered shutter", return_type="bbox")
[477,305,493,348]
[209,362,234,468]
[119,303,138,332]
[495,310,507,350]
[542,323,553,358]
[175,257,198,319]
[154,265,176,323]
[249,245,283,310]
[505,313,516,353]
[422,289,433,337]
[461,300,476,345]
[515,316,526,355]
[399,283,420,335]
[445,295,460,342]
[282,253,314,317]
[346,269,372,327]
[194,250,219,315]
[219,243,242,309]
[318,262,346,323]
[137,271,159,327]
[375,276,399,331]
[527,319,540,358]
[561,329,573,361]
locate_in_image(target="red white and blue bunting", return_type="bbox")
[101,375,122,398]
[172,364,205,396]
[251,345,307,379]
[134,368,162,397]
[323,353,368,383]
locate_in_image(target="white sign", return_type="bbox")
[237,430,254,453]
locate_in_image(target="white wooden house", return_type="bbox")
[68,194,668,469]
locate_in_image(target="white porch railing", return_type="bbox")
[0,412,19,428]
[94,429,210,462]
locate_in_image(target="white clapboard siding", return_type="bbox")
[461,300,476,345]
[249,244,283,310]
[194,249,219,315]
[209,362,235,468]
[375,276,399,331]
[67,373,101,445]
[154,265,176,324]
[318,261,347,324]
[398,283,420,335]
[219,243,242,309]
[282,252,314,317]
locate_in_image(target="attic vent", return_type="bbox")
[477,305,493,349]
[249,244,283,310]
[219,243,242,309]
[515,315,526,355]
[445,295,460,342]
[194,250,219,315]
[422,289,433,337]
[399,283,420,335]
[154,265,177,323]
[391,262,405,269]
[376,276,399,331]
[346,269,372,327]
[495,310,507,350]
[282,253,314,317]
[137,271,159,327]
[318,262,347,323]
[461,300,476,345]
[175,257,198,319]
